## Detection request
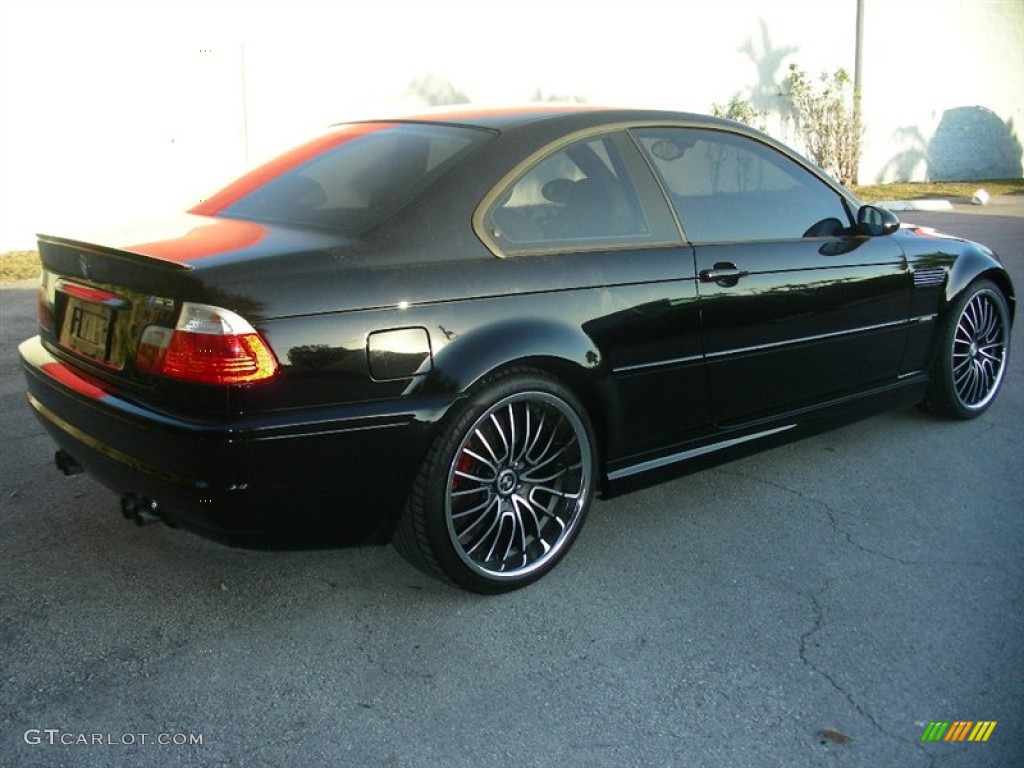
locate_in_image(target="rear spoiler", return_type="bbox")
[38,234,194,272]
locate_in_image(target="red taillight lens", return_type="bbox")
[161,331,278,384]
[136,303,278,385]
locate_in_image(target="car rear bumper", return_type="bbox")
[19,336,441,548]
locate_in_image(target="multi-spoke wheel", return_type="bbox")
[394,369,596,593]
[923,279,1010,419]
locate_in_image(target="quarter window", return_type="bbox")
[634,128,852,243]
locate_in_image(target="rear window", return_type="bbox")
[210,123,490,234]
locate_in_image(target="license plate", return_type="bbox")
[60,296,113,362]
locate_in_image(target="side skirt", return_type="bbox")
[602,374,929,498]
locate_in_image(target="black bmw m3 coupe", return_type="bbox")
[20,106,1014,592]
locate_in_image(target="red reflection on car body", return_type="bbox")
[190,122,391,215]
[41,362,108,400]
[124,218,267,264]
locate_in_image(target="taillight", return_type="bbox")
[136,302,279,385]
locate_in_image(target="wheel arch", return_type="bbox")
[417,317,616,487]
[945,247,1016,325]
[426,316,605,393]
[974,269,1016,326]
[478,355,611,490]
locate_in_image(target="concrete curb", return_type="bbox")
[876,199,954,212]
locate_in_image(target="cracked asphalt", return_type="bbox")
[2,205,1022,767]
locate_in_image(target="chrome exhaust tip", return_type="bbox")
[120,494,163,526]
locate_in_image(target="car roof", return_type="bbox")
[340,105,735,133]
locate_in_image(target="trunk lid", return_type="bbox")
[34,213,348,397]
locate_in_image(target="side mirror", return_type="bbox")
[856,204,900,237]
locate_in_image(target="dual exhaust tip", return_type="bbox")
[54,449,83,477]
[121,493,163,526]
[54,451,164,527]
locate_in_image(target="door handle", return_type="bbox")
[699,262,750,285]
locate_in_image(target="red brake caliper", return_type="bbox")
[452,448,474,490]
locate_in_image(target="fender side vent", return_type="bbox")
[913,268,946,287]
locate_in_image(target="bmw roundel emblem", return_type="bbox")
[79,253,91,279]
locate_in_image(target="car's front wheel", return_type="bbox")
[923,279,1010,419]
[395,369,597,593]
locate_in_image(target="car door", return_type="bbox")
[634,127,911,426]
[476,130,712,462]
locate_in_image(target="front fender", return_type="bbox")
[899,226,1015,324]
[946,243,1016,322]
[946,243,1011,309]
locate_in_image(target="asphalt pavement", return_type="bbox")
[2,204,1022,767]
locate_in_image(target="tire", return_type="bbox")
[394,368,597,593]
[922,279,1010,419]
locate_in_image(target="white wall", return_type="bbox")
[860,0,1024,183]
[0,0,1020,250]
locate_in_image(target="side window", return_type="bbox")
[484,132,677,253]
[633,127,852,243]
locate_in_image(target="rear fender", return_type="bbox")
[423,317,603,395]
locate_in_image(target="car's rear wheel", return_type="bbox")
[394,369,596,593]
[923,279,1010,419]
